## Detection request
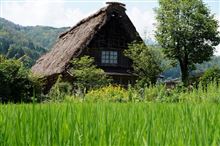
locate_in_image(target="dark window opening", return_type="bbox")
[101,51,118,64]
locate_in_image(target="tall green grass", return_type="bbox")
[0,103,220,146]
[76,83,220,103]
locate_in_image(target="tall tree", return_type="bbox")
[124,42,167,87]
[155,0,220,85]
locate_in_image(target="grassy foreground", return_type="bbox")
[0,103,220,146]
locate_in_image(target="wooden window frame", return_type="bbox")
[101,51,118,65]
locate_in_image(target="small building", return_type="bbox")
[31,2,142,90]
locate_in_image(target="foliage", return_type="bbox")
[132,82,220,103]
[70,56,111,92]
[48,77,72,102]
[124,42,167,86]
[194,56,220,74]
[1,103,220,145]
[0,17,67,67]
[200,66,220,86]
[0,56,42,102]
[0,18,45,67]
[84,85,130,102]
[20,25,69,49]
[56,81,220,103]
[162,56,220,80]
[155,0,220,84]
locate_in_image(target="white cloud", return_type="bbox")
[2,1,156,33]
[127,7,156,40]
[2,1,93,27]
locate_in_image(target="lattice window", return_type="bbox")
[101,51,118,64]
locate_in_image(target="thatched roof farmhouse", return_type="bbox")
[32,2,142,89]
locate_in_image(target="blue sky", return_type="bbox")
[0,0,220,53]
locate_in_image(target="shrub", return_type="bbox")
[139,84,167,101]
[200,66,220,86]
[56,82,220,103]
[84,85,129,102]
[48,77,72,102]
[70,56,111,92]
[0,55,42,103]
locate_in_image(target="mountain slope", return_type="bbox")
[0,17,69,66]
[21,25,69,50]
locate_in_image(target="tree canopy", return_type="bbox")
[124,42,167,87]
[70,56,111,92]
[155,0,220,85]
[0,55,41,102]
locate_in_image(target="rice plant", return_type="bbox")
[0,103,220,146]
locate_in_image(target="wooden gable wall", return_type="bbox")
[82,11,134,74]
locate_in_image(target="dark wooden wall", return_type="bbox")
[83,13,134,73]
[80,11,139,85]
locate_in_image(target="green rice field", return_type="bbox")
[0,103,220,146]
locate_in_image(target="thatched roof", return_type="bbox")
[31,2,141,77]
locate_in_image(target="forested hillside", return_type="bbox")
[162,56,220,79]
[21,26,69,49]
[0,17,68,66]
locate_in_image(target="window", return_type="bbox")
[101,51,118,64]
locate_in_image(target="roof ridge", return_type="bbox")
[59,6,108,39]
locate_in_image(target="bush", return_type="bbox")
[51,82,220,103]
[83,84,175,103]
[48,77,72,102]
[0,55,42,103]
[200,66,220,86]
[70,56,111,92]
[84,85,130,102]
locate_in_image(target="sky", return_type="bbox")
[0,0,220,54]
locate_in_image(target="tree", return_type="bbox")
[124,42,166,87]
[0,55,42,102]
[70,56,111,92]
[155,0,220,85]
